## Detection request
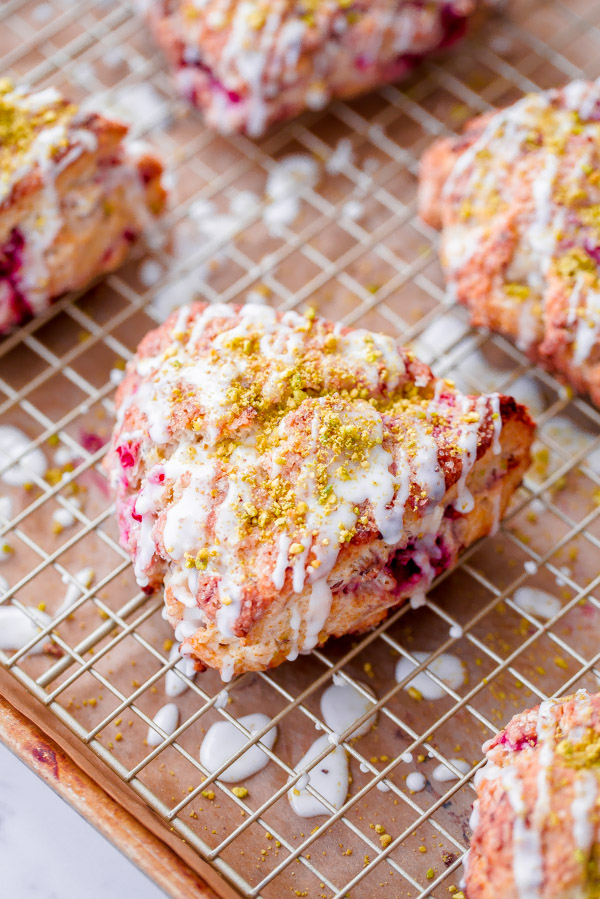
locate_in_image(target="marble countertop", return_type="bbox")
[0,740,168,899]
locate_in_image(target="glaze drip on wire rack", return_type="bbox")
[1,1,600,898]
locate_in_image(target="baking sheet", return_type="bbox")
[0,694,220,899]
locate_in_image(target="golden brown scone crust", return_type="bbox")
[0,82,166,332]
[419,81,600,407]
[466,690,600,899]
[141,0,478,136]
[104,302,534,680]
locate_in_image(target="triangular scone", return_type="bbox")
[105,303,534,680]
[0,81,165,333]
[466,690,600,899]
[140,0,478,137]
[419,80,600,407]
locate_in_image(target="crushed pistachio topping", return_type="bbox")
[146,308,445,551]
[556,728,600,770]
[504,283,531,300]
[447,84,600,316]
[120,303,493,643]
[0,81,77,196]
[554,247,599,284]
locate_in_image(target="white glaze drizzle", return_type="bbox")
[452,396,488,514]
[288,734,349,818]
[0,426,47,486]
[214,689,228,709]
[147,702,180,747]
[432,759,470,782]
[513,587,561,621]
[395,651,466,700]
[526,152,560,291]
[172,1,462,137]
[165,642,197,697]
[320,680,377,739]
[0,495,13,522]
[571,770,598,856]
[52,506,76,531]
[200,712,277,782]
[56,567,95,618]
[0,605,51,655]
[533,701,555,840]
[501,765,544,899]
[406,771,426,793]
[114,302,502,674]
[489,393,502,455]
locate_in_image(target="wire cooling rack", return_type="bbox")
[3,1,600,897]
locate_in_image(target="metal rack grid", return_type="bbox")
[2,1,600,897]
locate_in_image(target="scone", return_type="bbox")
[0,80,166,333]
[466,690,600,899]
[104,302,534,680]
[419,80,600,407]
[140,0,478,137]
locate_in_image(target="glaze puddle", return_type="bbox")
[288,735,349,818]
[320,678,377,739]
[395,651,465,700]
[200,713,277,783]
